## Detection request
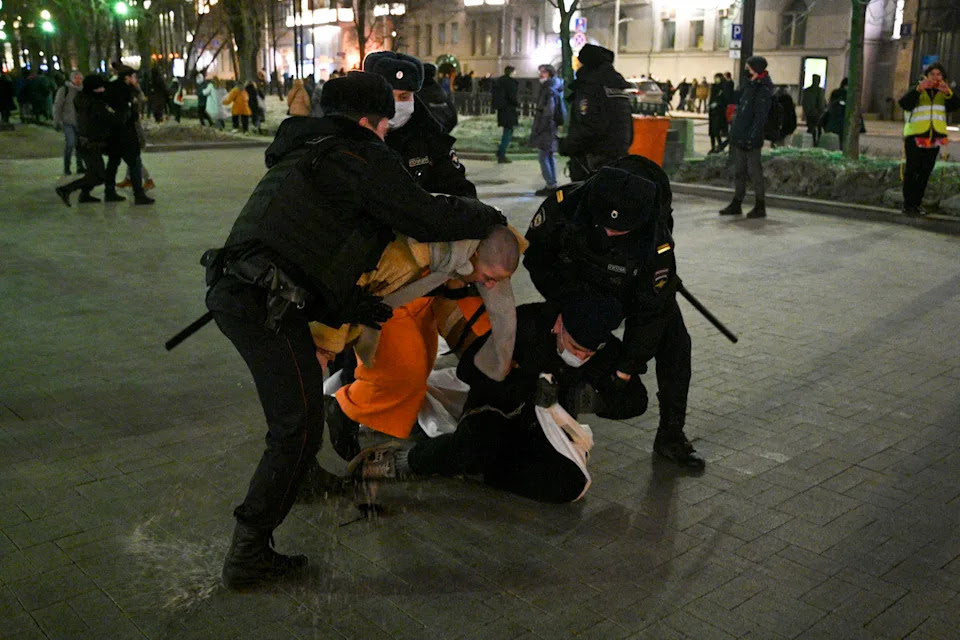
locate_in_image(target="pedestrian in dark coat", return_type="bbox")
[491,66,519,163]
[558,44,633,181]
[720,55,774,219]
[417,62,458,134]
[104,65,153,205]
[822,78,848,140]
[206,71,505,591]
[676,78,690,111]
[0,73,15,124]
[148,67,168,123]
[801,73,826,146]
[55,75,118,206]
[774,86,797,146]
[707,73,730,153]
[196,74,214,126]
[530,64,563,195]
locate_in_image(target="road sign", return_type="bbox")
[574,17,587,33]
[729,49,741,59]
[731,23,742,41]
[571,32,587,48]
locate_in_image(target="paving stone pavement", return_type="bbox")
[1,151,959,640]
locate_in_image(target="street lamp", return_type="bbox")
[112,2,128,63]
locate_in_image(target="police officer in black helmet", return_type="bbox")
[364,51,476,197]
[205,71,505,591]
[524,156,705,470]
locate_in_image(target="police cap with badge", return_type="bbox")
[578,167,658,233]
[319,70,395,118]
[363,51,424,91]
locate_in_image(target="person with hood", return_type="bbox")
[530,63,563,196]
[491,66,519,163]
[417,62,458,134]
[286,78,311,117]
[223,80,252,132]
[364,51,475,196]
[719,55,774,219]
[53,71,86,175]
[524,158,705,470]
[773,85,797,146]
[104,65,154,205]
[203,71,505,590]
[349,292,635,504]
[202,78,228,129]
[801,74,826,146]
[55,75,118,206]
[898,62,960,216]
[708,72,730,153]
[822,77,848,140]
[558,44,633,181]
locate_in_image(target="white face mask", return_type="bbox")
[388,99,415,130]
[557,346,588,368]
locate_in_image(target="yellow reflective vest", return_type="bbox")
[903,89,951,137]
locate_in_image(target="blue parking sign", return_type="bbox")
[732,24,742,41]
[574,17,587,33]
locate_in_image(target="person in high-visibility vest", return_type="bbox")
[898,63,960,216]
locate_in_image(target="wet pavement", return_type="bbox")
[1,150,958,639]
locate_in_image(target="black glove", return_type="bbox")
[535,375,559,408]
[595,373,648,420]
[341,288,393,329]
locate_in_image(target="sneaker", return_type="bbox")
[497,156,512,164]
[653,434,706,471]
[324,397,360,461]
[718,200,742,216]
[55,186,71,207]
[346,442,409,481]
[77,193,100,203]
[143,178,156,191]
[104,192,126,202]
[115,179,133,189]
[134,194,155,205]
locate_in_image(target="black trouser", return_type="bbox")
[806,116,822,146]
[624,301,692,432]
[206,276,325,531]
[1,108,10,123]
[106,147,144,196]
[232,114,249,132]
[408,408,586,504]
[198,105,214,126]
[902,138,940,209]
[170,104,182,123]
[62,145,107,196]
[732,144,765,201]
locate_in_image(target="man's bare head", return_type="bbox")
[463,225,520,289]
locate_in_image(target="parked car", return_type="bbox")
[626,79,667,115]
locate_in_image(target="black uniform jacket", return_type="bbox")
[223,115,501,321]
[523,182,679,376]
[75,91,120,146]
[385,96,475,197]
[417,78,458,134]
[103,80,140,155]
[561,63,633,160]
[457,302,632,421]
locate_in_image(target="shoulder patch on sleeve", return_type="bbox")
[530,207,546,229]
[579,98,588,116]
[449,149,461,169]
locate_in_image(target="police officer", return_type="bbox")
[103,64,153,205]
[558,44,634,181]
[205,72,505,590]
[364,51,475,197]
[418,62,458,134]
[523,157,705,470]
[55,75,117,206]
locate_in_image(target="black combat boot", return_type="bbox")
[653,414,705,471]
[745,199,767,218]
[221,522,308,590]
[718,200,742,216]
[325,396,360,461]
[295,456,353,503]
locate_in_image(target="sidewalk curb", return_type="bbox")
[458,152,538,161]
[145,140,270,153]
[672,182,960,235]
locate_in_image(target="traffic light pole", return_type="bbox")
[739,0,756,85]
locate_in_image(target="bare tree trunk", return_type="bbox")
[843,0,867,160]
[223,0,263,81]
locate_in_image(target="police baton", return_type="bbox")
[164,311,214,351]
[677,282,738,344]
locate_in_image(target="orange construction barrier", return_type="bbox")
[628,115,671,166]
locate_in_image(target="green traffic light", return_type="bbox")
[0,31,6,41]
[41,20,54,33]
[114,1,128,16]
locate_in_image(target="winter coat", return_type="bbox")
[220,115,503,320]
[823,87,847,136]
[418,77,458,134]
[223,87,252,116]
[0,75,14,111]
[560,62,633,162]
[286,80,311,117]
[729,72,774,148]
[696,82,710,101]
[776,92,797,140]
[202,84,229,121]
[529,76,563,151]
[491,74,519,128]
[53,82,81,127]
[148,82,168,114]
[75,90,120,147]
[385,96,475,197]
[104,79,141,154]
[196,80,209,108]
[800,85,826,122]
[708,81,730,137]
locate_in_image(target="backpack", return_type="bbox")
[553,90,567,127]
[764,96,784,141]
